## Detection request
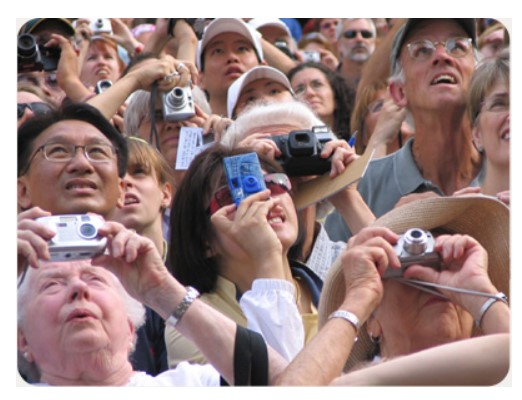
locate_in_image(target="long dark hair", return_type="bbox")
[168,145,300,293]
[287,62,355,141]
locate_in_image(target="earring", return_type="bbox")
[23,351,30,361]
[369,333,381,344]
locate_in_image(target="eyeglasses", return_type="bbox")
[481,94,509,113]
[207,173,292,215]
[343,29,374,39]
[23,142,116,174]
[17,102,53,119]
[406,37,473,61]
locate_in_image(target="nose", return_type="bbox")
[68,278,90,302]
[122,175,135,190]
[65,147,95,172]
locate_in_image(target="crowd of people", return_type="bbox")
[16,17,510,389]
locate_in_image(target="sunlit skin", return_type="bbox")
[234,78,294,117]
[17,120,124,217]
[18,261,134,385]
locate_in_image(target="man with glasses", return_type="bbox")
[335,18,377,90]
[17,103,171,380]
[326,19,484,242]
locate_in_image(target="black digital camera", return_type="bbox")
[383,228,441,279]
[223,152,267,206]
[17,33,61,73]
[168,18,206,40]
[270,126,333,176]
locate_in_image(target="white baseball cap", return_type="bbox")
[227,65,294,118]
[248,18,291,38]
[196,18,264,71]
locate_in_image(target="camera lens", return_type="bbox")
[18,33,38,58]
[242,175,262,195]
[79,223,98,239]
[403,228,428,255]
[165,87,187,110]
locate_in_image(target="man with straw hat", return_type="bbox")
[318,195,509,380]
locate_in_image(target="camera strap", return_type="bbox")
[149,82,161,152]
[395,278,504,301]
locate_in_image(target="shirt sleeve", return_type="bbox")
[239,279,304,361]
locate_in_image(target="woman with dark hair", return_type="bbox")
[287,62,354,141]
[166,145,322,368]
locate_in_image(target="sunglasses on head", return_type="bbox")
[207,173,292,215]
[343,29,374,39]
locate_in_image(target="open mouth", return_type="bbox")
[267,211,286,226]
[67,308,96,322]
[65,180,97,191]
[123,193,140,206]
[431,74,457,85]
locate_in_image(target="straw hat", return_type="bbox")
[318,195,510,371]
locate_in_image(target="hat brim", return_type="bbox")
[318,195,509,371]
[227,66,294,118]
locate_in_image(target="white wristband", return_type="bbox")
[328,310,360,334]
[475,292,508,328]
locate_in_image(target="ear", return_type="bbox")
[160,182,173,210]
[472,124,483,151]
[198,70,207,90]
[365,313,383,339]
[116,178,125,209]
[18,329,35,363]
[389,80,407,108]
[17,177,33,210]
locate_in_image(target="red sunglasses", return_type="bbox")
[207,173,292,215]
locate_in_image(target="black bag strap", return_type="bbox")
[220,325,269,386]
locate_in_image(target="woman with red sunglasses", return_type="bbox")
[166,145,319,368]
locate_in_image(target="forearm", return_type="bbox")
[334,334,510,386]
[261,38,297,74]
[87,74,138,119]
[273,294,374,386]
[330,189,375,235]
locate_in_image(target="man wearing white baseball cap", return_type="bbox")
[196,18,265,116]
[226,65,295,118]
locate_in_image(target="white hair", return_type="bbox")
[17,265,146,332]
[221,99,325,148]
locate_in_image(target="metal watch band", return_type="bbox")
[328,310,361,333]
[475,292,508,328]
[166,286,200,327]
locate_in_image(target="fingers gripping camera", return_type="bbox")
[383,228,441,279]
[36,215,107,261]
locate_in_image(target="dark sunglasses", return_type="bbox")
[207,173,292,215]
[17,102,53,119]
[343,29,374,39]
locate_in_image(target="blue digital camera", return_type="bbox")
[223,152,267,206]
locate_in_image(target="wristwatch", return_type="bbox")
[166,286,200,327]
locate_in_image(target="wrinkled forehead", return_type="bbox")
[36,120,112,146]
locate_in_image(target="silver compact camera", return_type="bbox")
[302,50,321,63]
[36,214,107,261]
[89,18,113,34]
[383,228,441,279]
[162,86,196,121]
